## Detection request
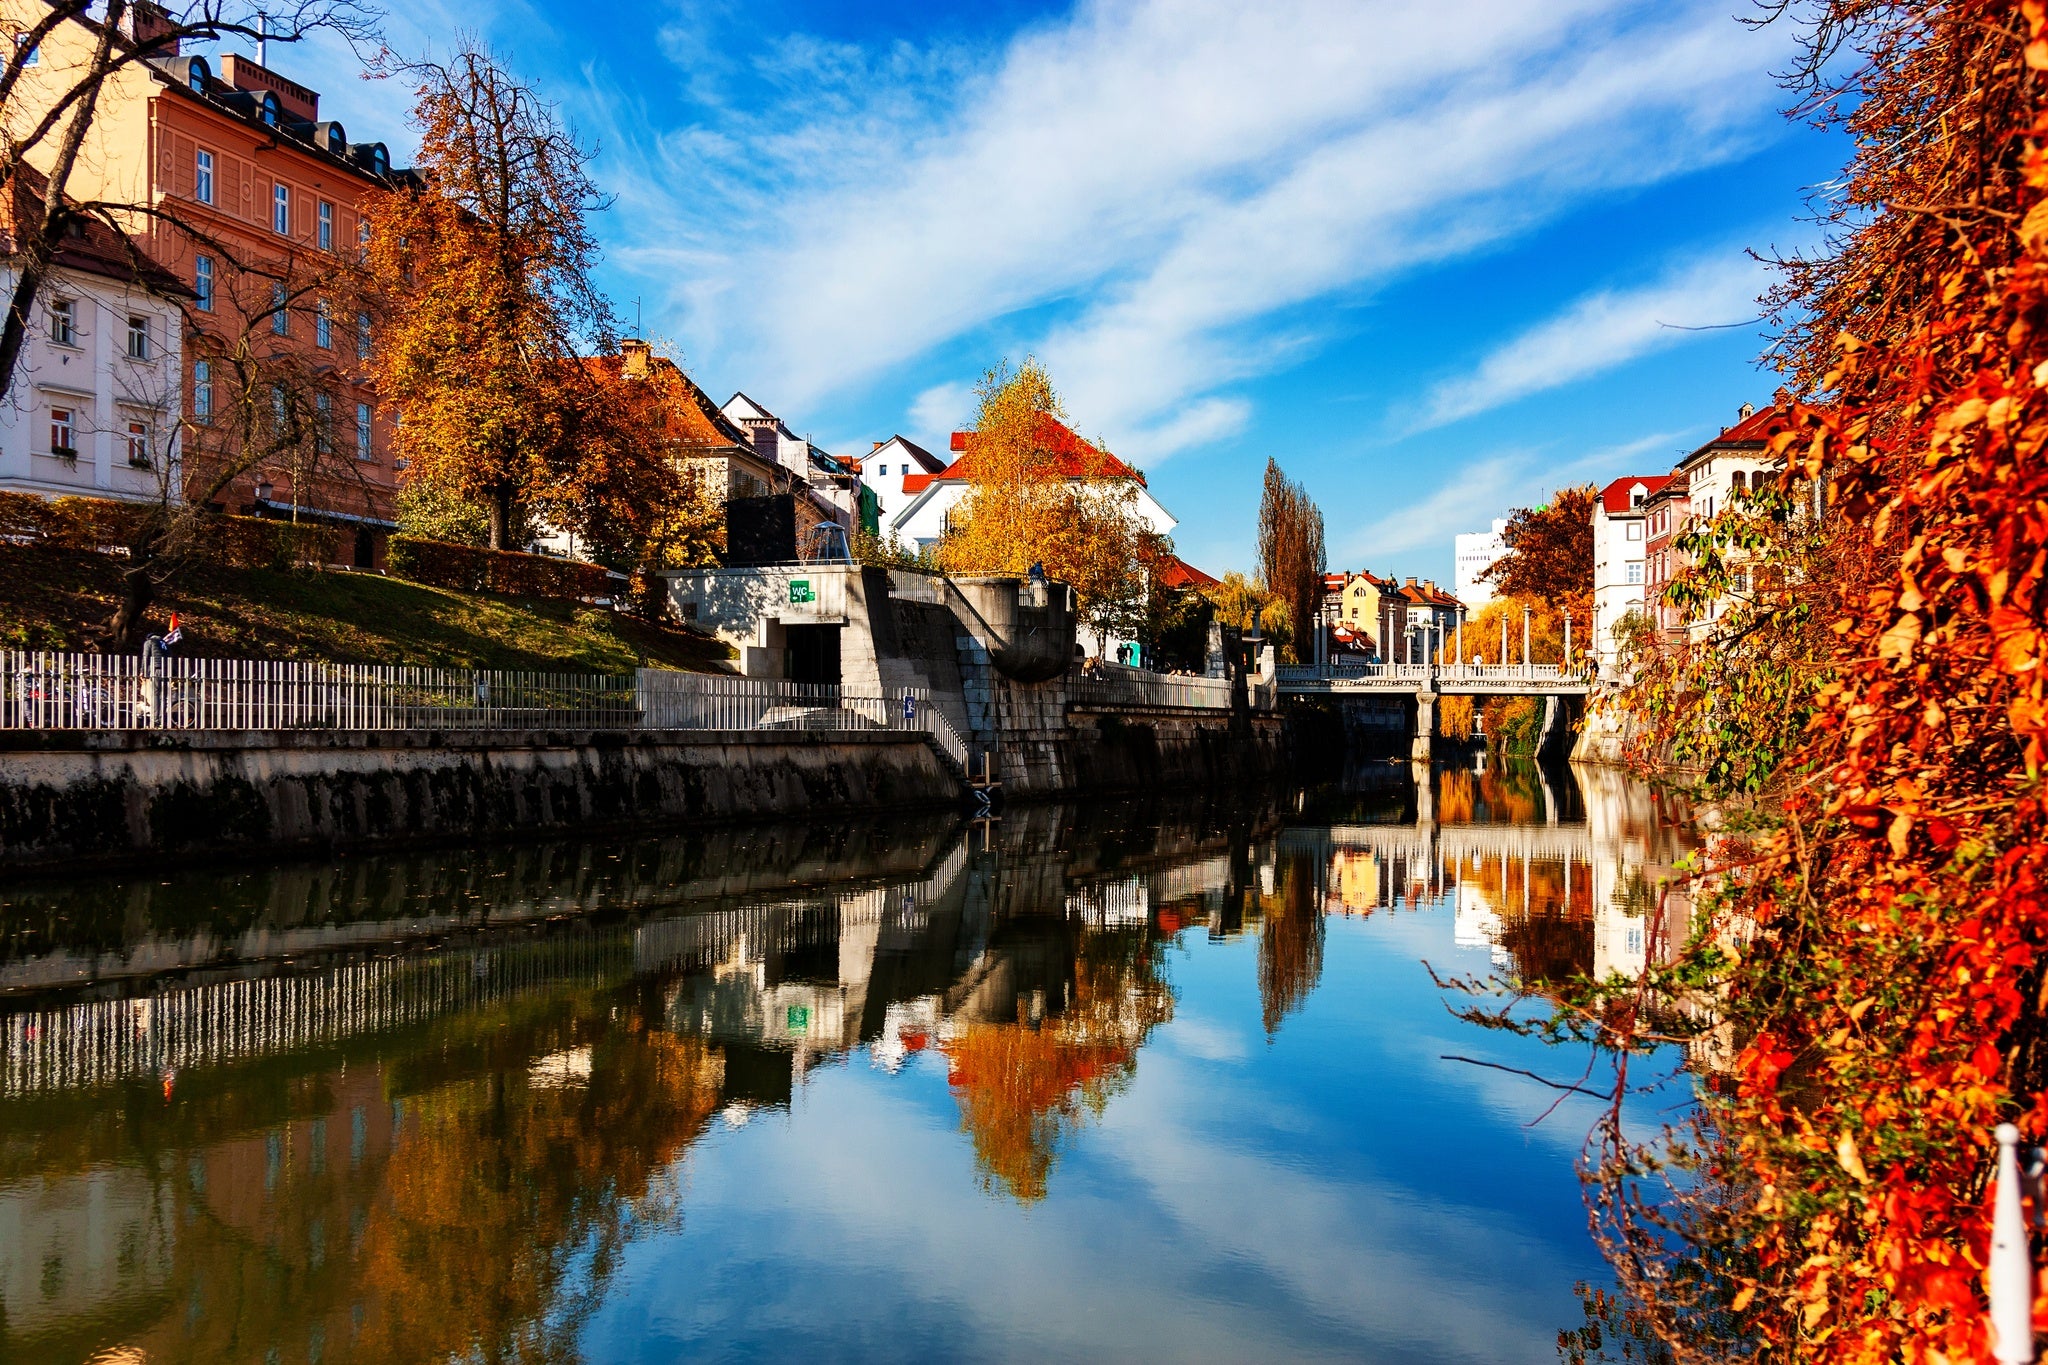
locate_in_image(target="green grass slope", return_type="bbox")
[0,546,734,674]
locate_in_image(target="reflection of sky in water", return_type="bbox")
[584,892,1637,1365]
[0,776,1697,1363]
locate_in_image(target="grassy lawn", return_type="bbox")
[0,546,734,674]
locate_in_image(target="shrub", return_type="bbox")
[388,535,612,600]
[213,516,340,570]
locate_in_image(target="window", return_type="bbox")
[1731,470,1747,493]
[194,359,212,421]
[49,406,74,454]
[355,312,370,362]
[1626,562,1642,585]
[261,92,279,127]
[315,391,332,454]
[48,297,74,346]
[357,218,370,262]
[356,402,372,461]
[315,300,331,349]
[1625,521,1642,542]
[270,384,288,430]
[370,146,387,176]
[188,63,204,93]
[318,200,333,251]
[126,316,150,360]
[195,148,214,205]
[126,421,151,467]
[271,284,288,336]
[273,182,290,235]
[194,254,214,311]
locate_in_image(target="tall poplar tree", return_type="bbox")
[1255,459,1325,664]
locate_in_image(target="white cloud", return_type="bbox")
[581,0,1793,463]
[1344,432,1687,563]
[1415,252,1773,429]
[907,380,974,451]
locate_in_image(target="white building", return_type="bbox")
[720,391,871,534]
[0,173,185,507]
[1453,519,1507,606]
[1590,474,1665,678]
[887,417,1176,551]
[859,434,945,526]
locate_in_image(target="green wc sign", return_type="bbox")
[789,579,814,605]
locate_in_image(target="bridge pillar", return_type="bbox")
[1411,689,1437,763]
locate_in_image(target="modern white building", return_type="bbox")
[1453,519,1507,606]
[859,434,946,526]
[0,172,185,507]
[1590,474,1665,678]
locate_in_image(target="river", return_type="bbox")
[0,762,1698,1364]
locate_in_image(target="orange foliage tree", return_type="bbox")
[1555,5,2048,1361]
[364,45,615,551]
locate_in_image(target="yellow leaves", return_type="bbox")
[1731,1284,1756,1314]
[2029,0,2048,70]
[1847,998,1876,1023]
[1888,812,1914,858]
[2020,198,2048,251]
[1836,1131,1871,1184]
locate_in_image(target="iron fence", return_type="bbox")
[1070,665,1235,710]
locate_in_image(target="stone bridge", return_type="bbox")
[1276,664,1589,760]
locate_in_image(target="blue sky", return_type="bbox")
[279,0,1838,581]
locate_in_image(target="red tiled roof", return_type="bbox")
[568,354,754,450]
[0,165,185,294]
[940,415,1146,486]
[903,471,939,495]
[1680,403,1796,468]
[1158,555,1220,591]
[1599,474,1671,515]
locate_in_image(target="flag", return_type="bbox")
[163,612,182,646]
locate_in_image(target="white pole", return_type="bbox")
[1523,607,1531,680]
[1992,1123,2036,1364]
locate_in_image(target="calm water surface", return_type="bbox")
[0,763,1696,1364]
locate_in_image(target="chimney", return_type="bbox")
[872,441,884,451]
[1423,579,1436,594]
[1405,576,1418,587]
[620,338,650,379]
[123,3,179,54]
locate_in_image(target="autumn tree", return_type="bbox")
[1482,485,1595,619]
[1255,459,1324,664]
[365,44,614,550]
[0,1,378,405]
[939,356,1168,654]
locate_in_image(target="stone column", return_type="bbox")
[1411,688,1436,763]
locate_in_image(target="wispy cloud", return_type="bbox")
[1413,252,1773,430]
[1345,432,1688,562]
[575,0,1794,461]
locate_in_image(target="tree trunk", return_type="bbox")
[109,556,155,654]
[489,489,510,550]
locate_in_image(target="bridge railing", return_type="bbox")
[1070,664,1235,711]
[1276,662,1578,687]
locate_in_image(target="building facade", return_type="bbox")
[0,170,186,508]
[1454,519,1507,607]
[1590,474,1667,678]
[9,12,409,564]
[860,434,946,526]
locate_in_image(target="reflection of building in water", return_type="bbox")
[1579,764,1698,981]
[1453,884,1510,968]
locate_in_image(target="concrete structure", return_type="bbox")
[1590,474,1667,678]
[8,11,410,560]
[1454,518,1507,606]
[0,169,185,507]
[662,563,1280,795]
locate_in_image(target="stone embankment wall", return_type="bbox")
[0,729,956,873]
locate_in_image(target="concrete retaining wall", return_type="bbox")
[0,729,957,873]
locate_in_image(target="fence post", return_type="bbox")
[1992,1123,2037,1364]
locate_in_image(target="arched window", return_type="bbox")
[260,92,279,126]
[187,58,209,93]
[1731,470,1747,492]
[370,145,388,176]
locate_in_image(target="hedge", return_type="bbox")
[387,535,613,600]
[0,491,340,568]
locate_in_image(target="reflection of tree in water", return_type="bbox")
[1435,765,1545,826]
[942,928,1173,1202]
[1257,848,1326,1037]
[1465,854,1593,987]
[356,1018,723,1363]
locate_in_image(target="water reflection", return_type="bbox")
[0,770,1694,1364]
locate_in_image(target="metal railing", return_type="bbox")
[1276,662,1578,687]
[1070,664,1234,711]
[1,652,638,731]
[0,654,964,763]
